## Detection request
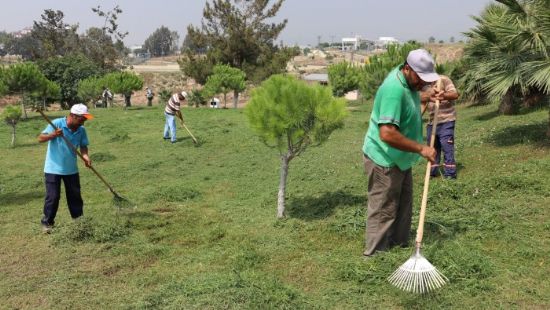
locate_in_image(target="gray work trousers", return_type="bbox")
[363,154,413,256]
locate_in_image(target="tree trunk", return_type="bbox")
[20,102,27,119]
[499,89,518,115]
[547,102,550,138]
[125,95,131,107]
[521,92,544,108]
[277,154,291,218]
[223,93,227,109]
[10,124,16,148]
[233,90,239,109]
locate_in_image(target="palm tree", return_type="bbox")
[462,0,550,135]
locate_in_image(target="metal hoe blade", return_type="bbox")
[388,248,448,294]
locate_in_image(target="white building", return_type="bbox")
[12,27,32,38]
[341,36,361,51]
[376,36,400,48]
[341,36,375,51]
[303,73,328,85]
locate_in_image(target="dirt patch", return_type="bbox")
[424,43,464,63]
[0,95,21,109]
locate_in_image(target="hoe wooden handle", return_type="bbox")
[176,111,198,144]
[416,79,442,245]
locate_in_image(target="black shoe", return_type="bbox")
[163,137,170,141]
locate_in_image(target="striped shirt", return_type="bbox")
[165,94,182,115]
[424,75,457,125]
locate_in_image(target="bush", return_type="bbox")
[358,42,421,100]
[158,89,171,104]
[328,61,360,97]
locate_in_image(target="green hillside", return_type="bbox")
[0,103,548,309]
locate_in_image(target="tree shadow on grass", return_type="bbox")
[474,103,548,121]
[0,190,43,206]
[474,110,500,121]
[486,121,549,147]
[287,190,366,221]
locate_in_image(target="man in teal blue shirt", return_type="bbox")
[362,49,438,257]
[38,104,93,233]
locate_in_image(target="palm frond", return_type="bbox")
[522,60,550,94]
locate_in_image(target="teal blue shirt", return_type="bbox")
[362,65,422,171]
[42,117,89,175]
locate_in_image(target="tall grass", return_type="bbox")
[0,103,548,308]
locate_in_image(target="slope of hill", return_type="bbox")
[424,43,465,63]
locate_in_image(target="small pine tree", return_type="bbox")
[204,64,246,109]
[2,104,22,147]
[328,61,360,97]
[78,76,104,106]
[246,75,347,218]
[2,62,50,118]
[104,71,144,107]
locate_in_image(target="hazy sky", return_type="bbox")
[0,0,493,46]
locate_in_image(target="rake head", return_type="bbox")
[388,248,448,294]
[111,191,135,209]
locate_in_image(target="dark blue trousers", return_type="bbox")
[426,121,456,178]
[41,173,83,226]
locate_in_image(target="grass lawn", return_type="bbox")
[0,101,549,309]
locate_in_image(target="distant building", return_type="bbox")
[341,36,375,51]
[302,73,328,86]
[342,36,361,51]
[12,27,32,38]
[376,36,400,48]
[128,45,150,58]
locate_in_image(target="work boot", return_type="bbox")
[42,224,53,234]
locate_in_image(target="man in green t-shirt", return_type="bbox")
[362,49,438,257]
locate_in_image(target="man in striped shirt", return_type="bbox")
[421,75,460,178]
[164,91,187,143]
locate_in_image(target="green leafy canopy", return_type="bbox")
[245,74,347,156]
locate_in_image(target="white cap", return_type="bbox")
[406,49,439,82]
[180,91,188,99]
[70,104,93,120]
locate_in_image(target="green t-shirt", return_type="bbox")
[362,65,422,171]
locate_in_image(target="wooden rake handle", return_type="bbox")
[37,109,117,194]
[416,79,442,245]
[176,111,198,144]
